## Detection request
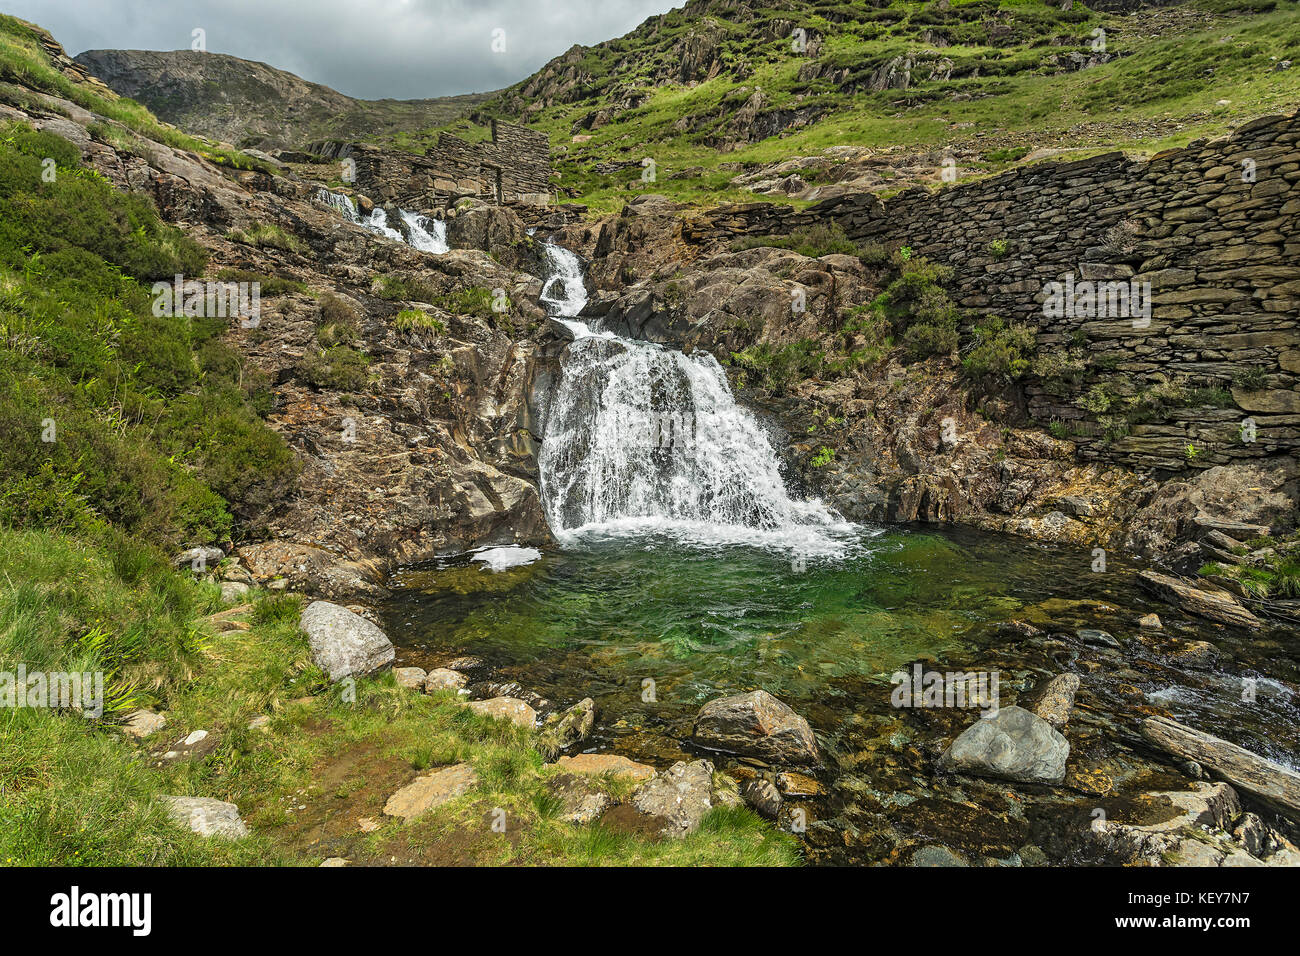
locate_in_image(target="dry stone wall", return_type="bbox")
[685,109,1300,477]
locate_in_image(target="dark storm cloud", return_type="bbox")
[7,0,677,99]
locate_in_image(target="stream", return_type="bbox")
[379,240,1300,864]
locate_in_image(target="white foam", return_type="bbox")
[471,546,543,571]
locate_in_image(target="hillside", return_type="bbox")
[409,0,1300,211]
[73,48,491,150]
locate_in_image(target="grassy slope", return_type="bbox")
[412,0,1300,212]
[0,21,796,866]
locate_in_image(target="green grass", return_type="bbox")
[0,525,798,867]
[395,2,1300,213]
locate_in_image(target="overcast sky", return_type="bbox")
[9,0,678,99]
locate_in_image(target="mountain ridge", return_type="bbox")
[73,47,492,150]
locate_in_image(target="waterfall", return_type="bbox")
[537,243,853,555]
[315,188,447,253]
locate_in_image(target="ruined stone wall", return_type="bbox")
[685,109,1300,476]
[311,120,551,207]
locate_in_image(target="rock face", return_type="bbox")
[300,601,395,681]
[692,690,819,765]
[161,796,249,840]
[938,705,1069,786]
[630,759,717,836]
[383,763,479,821]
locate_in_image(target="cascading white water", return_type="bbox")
[315,188,447,253]
[537,243,854,555]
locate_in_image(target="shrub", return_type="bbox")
[296,345,370,391]
[961,317,1035,387]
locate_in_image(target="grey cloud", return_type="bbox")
[8,0,676,99]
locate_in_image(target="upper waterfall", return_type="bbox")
[537,243,854,556]
[315,189,448,254]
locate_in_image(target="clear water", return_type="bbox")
[381,243,1300,863]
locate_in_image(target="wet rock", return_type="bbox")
[1142,716,1300,821]
[775,771,823,797]
[1076,628,1120,649]
[555,753,656,782]
[423,667,469,693]
[393,666,426,690]
[538,697,596,758]
[938,705,1069,786]
[741,777,782,819]
[997,620,1043,640]
[630,759,716,836]
[444,655,494,680]
[911,846,970,867]
[383,763,479,821]
[467,680,552,716]
[692,690,819,765]
[161,796,248,839]
[1018,844,1050,867]
[1095,781,1248,865]
[1167,639,1222,670]
[1026,673,1080,730]
[546,773,613,824]
[300,600,395,681]
[1137,570,1262,630]
[120,708,166,738]
[466,696,538,728]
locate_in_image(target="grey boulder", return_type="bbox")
[938,705,1069,785]
[300,600,395,681]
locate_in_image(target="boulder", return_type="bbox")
[1136,571,1262,630]
[630,759,717,836]
[161,796,248,839]
[423,667,469,693]
[393,666,426,690]
[1026,673,1080,730]
[538,697,596,757]
[382,763,479,821]
[692,690,819,765]
[220,581,250,603]
[172,545,224,571]
[546,773,613,824]
[938,705,1069,785]
[300,600,395,681]
[740,777,782,819]
[466,697,538,728]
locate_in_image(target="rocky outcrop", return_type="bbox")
[300,601,395,681]
[1136,571,1263,629]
